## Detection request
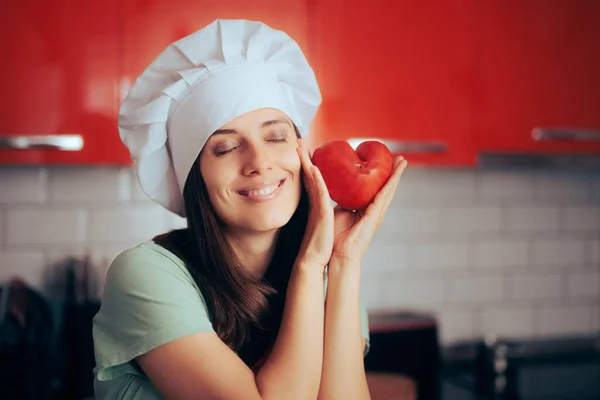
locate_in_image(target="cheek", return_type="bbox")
[199,158,235,200]
[279,147,301,176]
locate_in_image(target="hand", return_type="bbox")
[295,139,335,270]
[331,156,408,265]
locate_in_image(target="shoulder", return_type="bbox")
[105,241,198,293]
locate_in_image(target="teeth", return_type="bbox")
[248,183,278,196]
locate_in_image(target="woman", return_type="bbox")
[92,19,407,400]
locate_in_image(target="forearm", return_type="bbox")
[256,261,325,400]
[318,259,370,400]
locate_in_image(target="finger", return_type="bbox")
[355,158,408,235]
[311,165,333,211]
[296,140,314,191]
[381,157,408,205]
[371,158,408,218]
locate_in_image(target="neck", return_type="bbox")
[228,229,280,277]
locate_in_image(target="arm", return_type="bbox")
[318,259,370,400]
[318,156,408,400]
[137,263,325,400]
[137,139,334,400]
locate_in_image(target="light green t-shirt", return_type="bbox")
[92,241,370,400]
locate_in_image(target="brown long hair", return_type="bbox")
[154,126,308,367]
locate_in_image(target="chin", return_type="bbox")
[241,208,296,233]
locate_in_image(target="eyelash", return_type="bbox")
[214,137,288,157]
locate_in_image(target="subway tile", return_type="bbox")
[440,206,503,234]
[0,250,46,291]
[49,167,131,203]
[436,309,477,344]
[478,171,535,201]
[591,305,600,333]
[537,305,594,337]
[405,170,477,203]
[591,238,600,266]
[481,307,535,338]
[6,207,87,245]
[562,206,600,232]
[407,239,469,270]
[0,168,47,204]
[362,244,409,274]
[90,205,171,243]
[0,209,4,245]
[531,238,587,267]
[511,274,562,301]
[533,172,592,201]
[473,239,528,268]
[383,206,440,236]
[566,272,600,299]
[592,176,600,202]
[505,205,560,233]
[379,276,444,308]
[446,276,505,304]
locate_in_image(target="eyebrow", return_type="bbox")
[213,119,291,135]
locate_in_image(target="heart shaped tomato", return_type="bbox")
[312,140,394,211]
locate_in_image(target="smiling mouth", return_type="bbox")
[237,179,285,197]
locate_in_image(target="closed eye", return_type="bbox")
[214,146,238,156]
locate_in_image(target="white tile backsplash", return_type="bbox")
[440,206,503,234]
[537,305,596,337]
[49,167,131,203]
[567,272,600,299]
[6,207,87,245]
[473,239,529,268]
[407,239,470,270]
[510,273,563,301]
[0,209,4,245]
[0,166,599,346]
[437,309,478,343]
[481,307,536,338]
[446,276,506,304]
[90,205,174,243]
[383,206,440,236]
[534,172,593,202]
[379,275,444,308]
[478,171,535,201]
[0,250,46,290]
[505,205,560,233]
[591,238,600,265]
[562,206,600,233]
[0,168,47,204]
[531,238,588,267]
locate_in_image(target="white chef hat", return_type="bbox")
[118,19,322,217]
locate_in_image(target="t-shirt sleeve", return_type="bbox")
[92,246,215,381]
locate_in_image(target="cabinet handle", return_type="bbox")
[347,138,447,154]
[0,134,84,151]
[532,128,600,142]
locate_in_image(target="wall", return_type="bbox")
[0,166,598,344]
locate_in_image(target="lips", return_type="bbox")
[237,179,285,197]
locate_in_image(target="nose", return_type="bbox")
[242,142,272,176]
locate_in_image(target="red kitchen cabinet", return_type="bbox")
[310,0,477,167]
[0,0,130,165]
[0,0,311,166]
[474,0,600,154]
[120,0,314,108]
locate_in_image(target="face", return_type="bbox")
[199,108,302,234]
